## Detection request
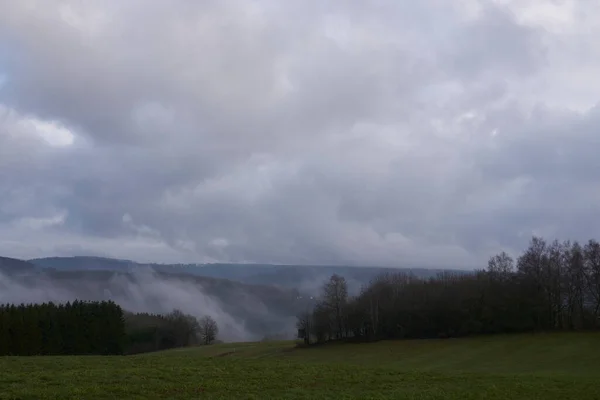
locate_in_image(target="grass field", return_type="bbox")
[1,332,600,399]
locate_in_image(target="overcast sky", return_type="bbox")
[1,0,600,268]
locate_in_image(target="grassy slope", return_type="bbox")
[1,332,599,399]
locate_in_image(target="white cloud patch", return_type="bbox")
[25,118,75,147]
[1,105,76,147]
[13,211,67,231]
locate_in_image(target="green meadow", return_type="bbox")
[1,332,599,399]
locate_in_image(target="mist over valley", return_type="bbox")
[1,255,456,342]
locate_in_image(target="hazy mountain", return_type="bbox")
[29,256,137,271]
[0,256,37,274]
[29,256,463,295]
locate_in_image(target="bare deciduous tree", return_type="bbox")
[199,315,219,345]
[296,310,312,345]
[321,274,348,339]
[488,251,514,279]
[584,239,600,320]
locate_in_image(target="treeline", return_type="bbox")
[0,300,125,356]
[125,311,218,354]
[0,301,220,356]
[298,236,600,344]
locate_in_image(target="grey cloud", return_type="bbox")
[445,4,546,79]
[1,0,600,268]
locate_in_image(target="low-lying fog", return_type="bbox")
[0,268,303,342]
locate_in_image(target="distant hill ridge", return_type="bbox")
[26,256,468,293]
[0,256,37,273]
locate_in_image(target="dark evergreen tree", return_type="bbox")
[0,300,127,356]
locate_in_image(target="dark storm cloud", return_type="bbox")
[1,0,600,267]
